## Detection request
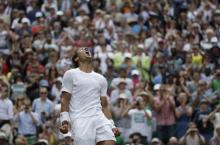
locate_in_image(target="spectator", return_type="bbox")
[151,137,162,145]
[209,124,220,145]
[32,87,54,123]
[193,99,213,141]
[15,135,28,145]
[51,77,62,104]
[0,84,13,129]
[169,137,179,145]
[0,131,9,145]
[112,93,131,142]
[128,96,153,143]
[38,121,58,145]
[111,68,133,90]
[13,95,26,115]
[110,79,132,105]
[153,85,176,144]
[208,104,220,136]
[175,93,193,138]
[14,99,40,145]
[211,69,220,92]
[127,132,144,145]
[179,122,205,145]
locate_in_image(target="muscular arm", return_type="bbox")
[101,96,112,119]
[61,92,71,113]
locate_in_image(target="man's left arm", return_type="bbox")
[100,77,120,136]
[101,96,120,136]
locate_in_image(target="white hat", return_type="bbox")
[118,79,127,85]
[38,139,49,145]
[131,69,139,76]
[36,12,43,18]
[151,137,160,143]
[60,132,72,140]
[57,11,64,16]
[55,77,62,83]
[124,52,132,59]
[21,18,30,25]
[137,44,144,49]
[153,84,161,91]
[211,37,218,43]
[119,93,127,99]
[0,131,7,140]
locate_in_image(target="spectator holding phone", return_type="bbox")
[14,99,40,145]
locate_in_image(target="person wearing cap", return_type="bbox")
[111,93,131,142]
[175,93,193,139]
[26,53,45,76]
[58,132,74,145]
[93,35,113,74]
[130,69,140,88]
[168,137,179,145]
[38,121,58,145]
[126,132,144,145]
[32,87,54,123]
[209,124,220,145]
[121,52,135,76]
[151,137,162,145]
[14,99,40,145]
[14,17,32,36]
[32,11,43,26]
[193,99,213,141]
[153,84,176,144]
[211,69,220,92]
[110,78,132,105]
[33,139,49,145]
[0,19,17,55]
[51,77,63,104]
[192,80,212,108]
[0,131,9,145]
[179,122,205,145]
[127,96,153,143]
[111,68,133,90]
[15,135,28,145]
[132,44,151,81]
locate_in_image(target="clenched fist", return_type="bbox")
[60,122,69,134]
[112,127,120,137]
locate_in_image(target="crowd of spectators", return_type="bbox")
[1,0,220,145]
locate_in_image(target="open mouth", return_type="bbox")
[85,48,91,56]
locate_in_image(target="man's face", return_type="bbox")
[39,88,48,99]
[59,138,74,145]
[77,47,93,62]
[152,142,160,145]
[0,87,8,99]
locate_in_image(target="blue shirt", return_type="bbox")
[32,98,54,117]
[16,111,40,135]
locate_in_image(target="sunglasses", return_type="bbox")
[40,92,47,94]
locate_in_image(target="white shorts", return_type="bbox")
[71,113,116,145]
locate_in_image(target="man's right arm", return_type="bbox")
[60,92,71,134]
[61,92,71,113]
[59,70,73,134]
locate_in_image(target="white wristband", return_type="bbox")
[109,119,116,128]
[60,112,70,124]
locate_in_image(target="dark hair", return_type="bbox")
[72,50,79,68]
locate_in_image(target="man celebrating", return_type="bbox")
[59,47,119,145]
